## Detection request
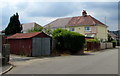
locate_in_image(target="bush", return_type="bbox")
[52,28,85,54]
[86,39,100,43]
[27,26,43,33]
[112,41,117,48]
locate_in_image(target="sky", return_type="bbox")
[0,0,119,31]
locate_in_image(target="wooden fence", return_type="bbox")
[86,42,113,51]
[86,42,100,51]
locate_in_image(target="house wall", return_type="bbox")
[65,25,97,35]
[50,25,108,41]
[8,39,32,56]
[66,25,107,41]
[96,25,108,41]
[22,23,35,33]
[64,26,84,35]
[22,22,41,33]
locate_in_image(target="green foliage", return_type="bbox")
[86,39,100,43]
[5,13,22,35]
[44,28,52,35]
[111,41,117,43]
[28,26,43,33]
[43,24,52,35]
[52,28,85,54]
[108,34,113,42]
[112,41,117,48]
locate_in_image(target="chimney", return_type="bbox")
[82,10,87,17]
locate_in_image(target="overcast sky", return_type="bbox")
[0,0,119,31]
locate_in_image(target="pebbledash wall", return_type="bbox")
[50,24,108,42]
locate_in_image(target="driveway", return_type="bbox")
[6,49,118,74]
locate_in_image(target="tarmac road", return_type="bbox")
[6,49,118,74]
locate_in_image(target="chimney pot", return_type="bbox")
[82,10,87,17]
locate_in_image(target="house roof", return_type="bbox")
[108,31,118,38]
[68,15,106,26]
[7,32,42,39]
[44,17,72,28]
[44,15,107,28]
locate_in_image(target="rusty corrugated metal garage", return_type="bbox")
[6,32,51,56]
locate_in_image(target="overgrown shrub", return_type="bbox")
[112,41,117,48]
[52,28,85,54]
[27,26,43,33]
[86,39,100,43]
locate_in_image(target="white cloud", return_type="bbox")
[29,17,58,26]
[0,1,118,31]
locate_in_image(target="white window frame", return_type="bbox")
[85,26,91,31]
[69,28,75,31]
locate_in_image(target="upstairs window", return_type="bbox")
[85,26,91,31]
[69,28,75,31]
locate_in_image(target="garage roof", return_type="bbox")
[7,32,48,39]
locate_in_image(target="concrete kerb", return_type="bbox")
[1,62,14,75]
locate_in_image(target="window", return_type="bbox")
[85,26,91,31]
[85,34,95,37]
[69,28,75,31]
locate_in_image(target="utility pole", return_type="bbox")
[105,16,106,25]
[104,16,107,42]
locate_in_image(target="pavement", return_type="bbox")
[9,54,36,62]
[0,52,13,75]
[0,63,14,75]
[1,54,37,75]
[5,48,118,74]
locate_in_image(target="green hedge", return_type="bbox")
[112,41,117,48]
[86,39,100,43]
[52,28,85,54]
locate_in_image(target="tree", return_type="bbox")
[27,26,43,33]
[43,25,52,35]
[5,13,22,35]
[108,34,113,42]
[44,28,52,35]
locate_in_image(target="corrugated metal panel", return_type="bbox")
[7,32,51,39]
[7,32,40,39]
[32,38,42,56]
[7,32,51,56]
[9,39,32,56]
[32,38,50,56]
[42,38,50,55]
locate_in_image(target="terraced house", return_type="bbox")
[44,10,108,41]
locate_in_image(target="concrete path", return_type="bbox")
[6,49,118,74]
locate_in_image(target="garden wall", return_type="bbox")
[87,42,113,51]
[2,44,10,65]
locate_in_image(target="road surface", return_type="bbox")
[6,49,118,74]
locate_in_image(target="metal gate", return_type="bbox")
[32,38,50,56]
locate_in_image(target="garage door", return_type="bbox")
[32,38,50,56]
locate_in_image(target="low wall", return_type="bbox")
[87,42,100,51]
[2,44,10,65]
[106,42,113,49]
[100,42,113,49]
[100,43,106,50]
[87,42,113,51]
